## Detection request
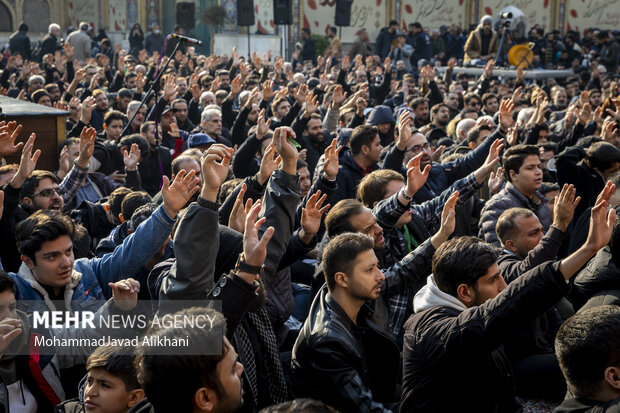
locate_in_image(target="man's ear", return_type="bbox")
[361,145,370,155]
[21,255,35,271]
[193,387,216,412]
[334,271,349,289]
[456,283,476,307]
[469,142,475,150]
[127,389,145,408]
[604,366,620,391]
[22,196,33,208]
[504,239,518,254]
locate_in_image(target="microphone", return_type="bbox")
[169,33,202,46]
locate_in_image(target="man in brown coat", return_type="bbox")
[464,15,498,64]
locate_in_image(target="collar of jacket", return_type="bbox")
[414,274,468,314]
[18,264,82,311]
[505,182,546,208]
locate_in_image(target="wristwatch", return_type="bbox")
[400,188,413,201]
[235,253,264,275]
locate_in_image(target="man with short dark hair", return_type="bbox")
[554,305,620,412]
[479,144,550,246]
[375,20,399,59]
[301,28,316,64]
[134,307,244,413]
[402,183,616,411]
[332,125,383,204]
[293,195,456,412]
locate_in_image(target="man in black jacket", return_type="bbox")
[495,184,580,401]
[554,305,620,413]
[292,188,458,412]
[301,28,316,64]
[401,181,617,412]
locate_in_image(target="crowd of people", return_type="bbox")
[0,13,620,413]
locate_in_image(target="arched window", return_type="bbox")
[22,0,50,33]
[0,2,12,32]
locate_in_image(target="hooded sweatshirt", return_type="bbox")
[413,274,468,314]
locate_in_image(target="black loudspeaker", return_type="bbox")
[176,2,196,30]
[237,0,255,26]
[273,0,292,25]
[335,0,352,26]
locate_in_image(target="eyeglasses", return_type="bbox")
[469,101,481,107]
[406,143,431,153]
[32,187,65,198]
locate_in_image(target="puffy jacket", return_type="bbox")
[402,261,569,413]
[11,204,175,313]
[479,183,550,247]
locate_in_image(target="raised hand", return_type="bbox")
[432,191,459,248]
[169,122,181,138]
[109,278,140,311]
[331,85,347,108]
[201,144,234,200]
[240,200,275,282]
[483,59,495,78]
[552,184,581,232]
[245,88,260,109]
[300,190,330,243]
[396,110,413,151]
[123,143,140,171]
[258,143,281,185]
[578,103,592,126]
[586,181,617,251]
[474,138,504,184]
[304,93,319,115]
[0,121,24,156]
[162,169,200,219]
[57,146,71,179]
[511,86,524,104]
[163,74,178,101]
[256,109,272,140]
[323,138,343,180]
[488,167,504,195]
[230,76,242,96]
[228,183,252,233]
[272,127,299,175]
[404,152,431,199]
[499,99,515,131]
[80,96,96,124]
[294,83,309,106]
[341,54,351,71]
[78,126,96,168]
[262,79,275,101]
[10,133,40,189]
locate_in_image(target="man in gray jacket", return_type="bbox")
[479,144,550,246]
[66,23,92,64]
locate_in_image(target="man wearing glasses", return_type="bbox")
[0,130,93,272]
[383,99,515,204]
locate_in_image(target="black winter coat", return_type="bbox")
[402,261,569,412]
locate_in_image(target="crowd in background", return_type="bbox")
[0,13,619,413]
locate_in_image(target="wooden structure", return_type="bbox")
[0,96,68,172]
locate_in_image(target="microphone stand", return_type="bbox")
[121,38,183,137]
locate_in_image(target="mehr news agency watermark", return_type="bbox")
[13,300,224,356]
